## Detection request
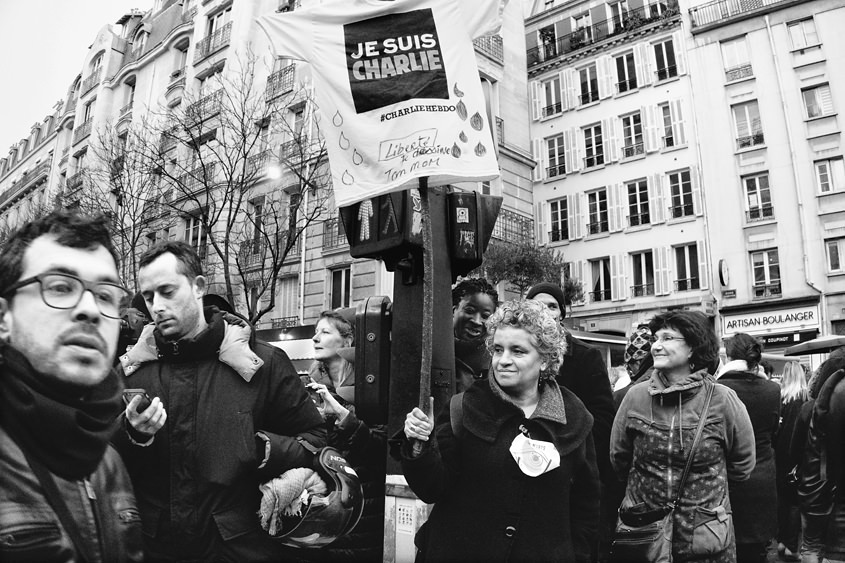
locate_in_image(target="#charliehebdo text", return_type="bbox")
[350,33,442,80]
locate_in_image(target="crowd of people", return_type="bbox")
[2,210,845,563]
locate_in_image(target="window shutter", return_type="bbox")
[532,138,544,181]
[673,32,687,75]
[573,260,587,305]
[565,68,579,110]
[531,81,541,121]
[536,201,548,245]
[654,246,671,295]
[636,42,654,86]
[558,70,569,111]
[575,128,586,172]
[733,105,749,137]
[691,166,703,216]
[697,240,709,290]
[649,173,666,224]
[819,84,833,115]
[643,104,659,152]
[577,192,587,239]
[611,253,628,301]
[670,99,687,146]
[609,183,624,232]
[567,193,580,241]
[603,117,619,162]
[598,56,614,100]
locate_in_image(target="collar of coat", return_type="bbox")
[716,359,766,380]
[120,310,264,382]
[647,368,712,396]
[461,376,593,456]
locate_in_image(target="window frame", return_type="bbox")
[583,124,605,168]
[751,248,781,299]
[587,188,609,234]
[732,100,764,149]
[542,76,562,117]
[621,112,644,158]
[668,169,693,218]
[631,250,655,296]
[330,266,352,309]
[815,158,845,194]
[743,173,773,222]
[802,84,834,119]
[826,238,844,274]
[653,39,677,81]
[674,243,700,291]
[579,64,599,105]
[627,179,650,226]
[589,256,612,301]
[615,51,637,93]
[788,18,820,50]
[546,134,566,177]
[549,198,569,242]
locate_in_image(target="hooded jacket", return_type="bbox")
[114,310,325,559]
[610,369,755,562]
[401,377,599,562]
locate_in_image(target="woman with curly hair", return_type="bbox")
[400,299,600,562]
[610,311,755,562]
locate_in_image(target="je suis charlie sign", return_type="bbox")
[257,0,505,208]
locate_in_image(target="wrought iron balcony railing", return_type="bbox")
[725,63,753,82]
[266,65,295,100]
[492,208,534,245]
[589,289,612,302]
[546,163,566,178]
[73,119,93,144]
[66,170,87,193]
[323,217,348,251]
[473,34,504,63]
[690,0,794,31]
[737,132,764,150]
[628,212,650,227]
[752,282,782,299]
[186,89,223,123]
[746,205,774,222]
[580,91,600,105]
[587,220,609,235]
[617,78,638,93]
[81,69,102,95]
[550,227,569,242]
[176,162,216,193]
[583,154,604,168]
[674,277,701,291]
[631,283,655,297]
[670,203,694,218]
[622,142,645,158]
[542,102,562,117]
[655,65,678,81]
[194,21,232,63]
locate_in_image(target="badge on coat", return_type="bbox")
[509,433,560,477]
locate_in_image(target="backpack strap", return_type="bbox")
[450,392,464,440]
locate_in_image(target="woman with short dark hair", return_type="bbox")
[610,311,755,562]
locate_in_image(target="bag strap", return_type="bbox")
[450,392,464,440]
[21,448,97,563]
[671,381,715,509]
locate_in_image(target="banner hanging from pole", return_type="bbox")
[257,0,505,207]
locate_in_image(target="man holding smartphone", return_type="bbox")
[0,211,143,561]
[115,241,326,561]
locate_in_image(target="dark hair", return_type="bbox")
[451,278,498,307]
[138,241,203,279]
[317,309,354,343]
[810,354,845,399]
[725,332,763,369]
[648,310,719,374]
[0,211,119,295]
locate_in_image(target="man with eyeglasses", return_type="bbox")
[0,211,143,561]
[114,241,325,561]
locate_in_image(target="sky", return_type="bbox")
[0,0,151,154]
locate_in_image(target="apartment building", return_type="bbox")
[0,0,535,335]
[525,0,711,352]
[686,0,845,354]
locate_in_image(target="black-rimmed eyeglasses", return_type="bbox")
[3,272,132,319]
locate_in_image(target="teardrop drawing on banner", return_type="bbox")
[338,132,350,150]
[459,131,468,143]
[456,100,468,120]
[342,170,355,185]
[470,112,484,131]
[352,149,363,165]
[332,111,344,127]
[453,83,465,97]
[474,142,487,157]
[451,143,462,158]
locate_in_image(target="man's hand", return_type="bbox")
[126,396,167,437]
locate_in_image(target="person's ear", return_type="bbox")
[193,275,207,300]
[0,297,12,343]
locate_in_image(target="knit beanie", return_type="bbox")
[526,282,567,318]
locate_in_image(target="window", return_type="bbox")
[615,52,637,93]
[788,18,819,50]
[579,65,599,104]
[588,189,609,234]
[645,0,669,18]
[721,36,752,81]
[539,25,557,59]
[826,239,844,273]
[91,53,104,73]
[584,124,604,168]
[609,0,629,33]
[542,76,562,117]
[590,257,612,301]
[660,103,674,147]
[631,251,655,296]
[250,200,264,253]
[621,112,644,158]
[732,101,764,149]
[675,244,700,291]
[330,267,351,309]
[546,134,566,177]
[83,99,96,122]
[573,13,593,42]
[653,39,677,80]
[803,84,834,119]
[198,67,222,97]
[550,198,568,241]
[751,249,781,298]
[816,158,845,193]
[744,174,773,221]
[669,170,693,218]
[184,214,207,258]
[276,276,300,319]
[627,179,649,226]
[208,7,232,35]
[133,31,148,55]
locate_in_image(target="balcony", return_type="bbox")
[169,67,187,87]
[542,102,562,117]
[753,282,782,299]
[725,64,753,82]
[247,149,274,177]
[176,162,216,194]
[622,142,645,159]
[64,96,77,116]
[119,101,133,120]
[737,132,764,150]
[583,155,604,168]
[81,69,102,95]
[630,283,655,297]
[590,289,612,302]
[580,91,599,105]
[746,205,774,222]
[550,227,569,242]
[495,117,504,146]
[473,34,503,63]
[617,78,638,93]
[160,127,179,151]
[194,21,232,63]
[186,89,223,123]
[655,65,678,81]
[492,208,534,245]
[547,163,566,178]
[266,65,295,100]
[670,203,694,218]
[674,277,700,291]
[587,220,609,235]
[73,119,93,145]
[66,170,87,194]
[272,316,299,329]
[527,0,679,69]
[323,217,348,251]
[689,0,799,32]
[628,212,650,227]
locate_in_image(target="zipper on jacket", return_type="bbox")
[668,414,674,502]
[83,478,104,563]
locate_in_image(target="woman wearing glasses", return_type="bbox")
[610,311,755,562]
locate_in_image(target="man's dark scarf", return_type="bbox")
[0,342,123,480]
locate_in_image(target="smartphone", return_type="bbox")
[122,388,152,413]
[300,376,324,408]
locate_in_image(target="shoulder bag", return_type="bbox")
[610,381,715,563]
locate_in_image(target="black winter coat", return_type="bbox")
[401,378,600,562]
[720,370,781,544]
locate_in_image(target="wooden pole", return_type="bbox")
[412,177,433,455]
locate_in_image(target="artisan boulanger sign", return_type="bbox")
[722,305,820,336]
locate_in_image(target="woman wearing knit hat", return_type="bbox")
[526,281,617,562]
